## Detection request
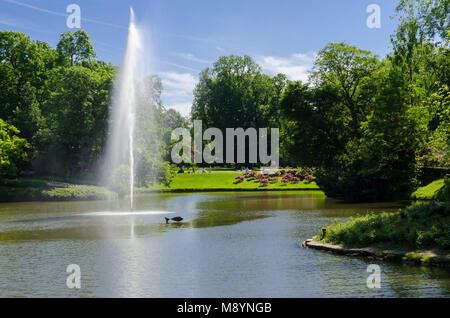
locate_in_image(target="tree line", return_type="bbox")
[1,0,448,200]
[191,0,449,200]
[0,29,187,186]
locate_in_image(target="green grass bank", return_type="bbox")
[308,202,450,266]
[411,177,450,201]
[139,170,320,192]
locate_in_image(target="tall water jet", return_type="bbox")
[102,8,142,210]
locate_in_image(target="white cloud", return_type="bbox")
[257,52,316,82]
[169,102,194,115]
[160,72,198,117]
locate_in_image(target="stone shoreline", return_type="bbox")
[301,237,450,268]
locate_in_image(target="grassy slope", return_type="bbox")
[411,178,449,201]
[140,170,321,191]
[315,202,450,250]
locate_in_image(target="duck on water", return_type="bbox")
[165,216,184,224]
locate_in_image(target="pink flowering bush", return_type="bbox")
[290,176,300,183]
[256,173,265,179]
[259,178,269,186]
[245,170,256,178]
[234,175,244,184]
[284,173,294,180]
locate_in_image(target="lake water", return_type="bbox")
[0,191,448,297]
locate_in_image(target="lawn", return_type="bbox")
[0,170,321,201]
[140,170,321,192]
[411,178,450,201]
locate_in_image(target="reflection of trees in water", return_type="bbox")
[196,192,327,213]
[381,263,450,297]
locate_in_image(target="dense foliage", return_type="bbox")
[0,119,29,178]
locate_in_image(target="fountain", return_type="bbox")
[102,8,141,210]
[98,8,174,230]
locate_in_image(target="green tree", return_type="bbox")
[192,55,286,166]
[39,63,115,176]
[280,81,349,167]
[395,0,449,45]
[392,0,450,168]
[0,119,29,178]
[56,30,96,66]
[192,55,285,130]
[0,31,55,143]
[311,42,380,134]
[358,65,428,199]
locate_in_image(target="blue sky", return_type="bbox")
[0,0,399,116]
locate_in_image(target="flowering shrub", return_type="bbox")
[256,173,265,179]
[304,175,315,183]
[234,175,244,184]
[290,176,300,183]
[259,178,269,186]
[284,173,294,180]
[279,169,286,175]
[245,170,256,178]
[269,177,278,182]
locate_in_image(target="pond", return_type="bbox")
[0,191,448,297]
